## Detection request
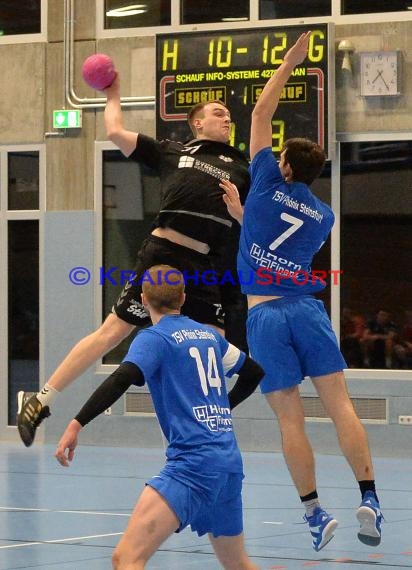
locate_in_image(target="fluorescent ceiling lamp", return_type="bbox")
[221,17,248,21]
[106,4,147,17]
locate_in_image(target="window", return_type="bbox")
[104,0,171,29]
[181,0,249,24]
[0,0,41,36]
[342,0,409,14]
[8,152,40,210]
[8,221,39,424]
[1,148,41,427]
[340,141,412,369]
[260,0,331,19]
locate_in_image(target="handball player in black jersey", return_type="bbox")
[17,72,250,447]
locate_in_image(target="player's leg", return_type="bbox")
[265,386,316,495]
[112,485,179,570]
[196,473,258,569]
[248,298,338,551]
[265,387,338,551]
[312,371,383,545]
[290,295,382,546]
[247,300,318,495]
[209,533,259,570]
[17,312,135,447]
[312,371,374,481]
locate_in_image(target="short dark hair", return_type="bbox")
[142,265,185,313]
[282,138,326,185]
[187,100,229,137]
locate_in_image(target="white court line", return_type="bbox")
[262,521,284,525]
[0,532,123,550]
[0,506,129,517]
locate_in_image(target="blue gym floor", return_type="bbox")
[0,442,411,569]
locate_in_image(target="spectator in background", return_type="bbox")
[341,308,366,368]
[364,310,398,369]
[393,310,412,369]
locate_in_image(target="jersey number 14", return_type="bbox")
[189,346,222,396]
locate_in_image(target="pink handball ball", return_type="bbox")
[82,53,116,90]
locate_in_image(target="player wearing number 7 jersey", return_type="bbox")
[55,264,263,570]
[221,32,383,553]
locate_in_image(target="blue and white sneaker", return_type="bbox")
[304,507,338,551]
[357,491,383,546]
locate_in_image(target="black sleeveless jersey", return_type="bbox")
[130,134,250,253]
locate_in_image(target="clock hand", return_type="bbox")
[372,69,390,90]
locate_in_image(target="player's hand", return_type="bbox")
[284,31,311,68]
[55,419,82,467]
[103,71,120,96]
[220,179,243,224]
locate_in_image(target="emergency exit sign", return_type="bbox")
[53,109,82,129]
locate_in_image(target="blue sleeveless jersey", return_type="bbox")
[123,314,245,473]
[238,147,335,296]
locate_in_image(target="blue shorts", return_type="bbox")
[147,465,244,538]
[247,296,347,393]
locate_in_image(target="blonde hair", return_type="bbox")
[142,265,185,313]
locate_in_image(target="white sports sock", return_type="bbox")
[304,498,321,518]
[36,383,59,407]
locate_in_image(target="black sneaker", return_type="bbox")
[17,391,51,447]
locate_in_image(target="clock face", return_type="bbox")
[360,51,400,97]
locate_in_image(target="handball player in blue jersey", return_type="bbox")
[55,265,263,570]
[220,32,382,552]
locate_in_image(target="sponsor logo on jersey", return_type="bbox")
[178,155,229,181]
[178,156,195,168]
[193,404,233,433]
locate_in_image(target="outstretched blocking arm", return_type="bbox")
[103,73,140,157]
[250,32,311,161]
[55,362,144,466]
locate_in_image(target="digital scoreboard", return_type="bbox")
[156,24,333,159]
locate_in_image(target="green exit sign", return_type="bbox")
[53,109,82,129]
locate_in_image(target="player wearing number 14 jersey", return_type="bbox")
[222,32,382,552]
[54,265,263,569]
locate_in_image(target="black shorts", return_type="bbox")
[113,235,225,328]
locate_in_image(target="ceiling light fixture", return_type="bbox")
[106,4,147,17]
[221,17,248,21]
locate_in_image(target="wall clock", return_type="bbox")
[360,51,401,97]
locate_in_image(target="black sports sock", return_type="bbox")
[358,480,378,502]
[300,490,318,502]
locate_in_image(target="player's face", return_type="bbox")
[196,103,231,143]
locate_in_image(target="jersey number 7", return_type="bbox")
[269,212,303,251]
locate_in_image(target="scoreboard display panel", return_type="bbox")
[156,24,333,159]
